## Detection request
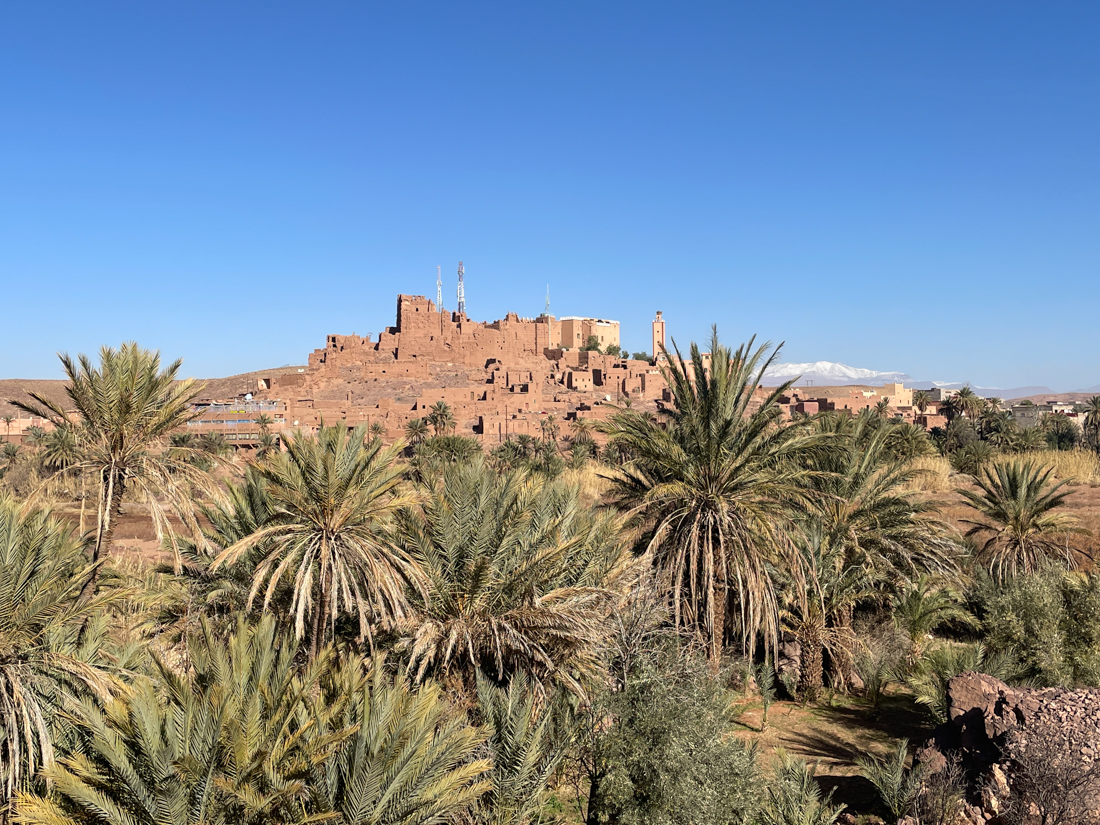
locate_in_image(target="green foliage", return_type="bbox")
[980,565,1100,686]
[757,754,845,825]
[630,351,651,363]
[959,459,1088,581]
[307,660,490,825]
[949,440,996,476]
[17,616,332,825]
[585,649,759,825]
[604,344,622,357]
[856,739,923,821]
[474,673,563,825]
[906,642,1019,722]
[400,459,626,695]
[214,423,418,658]
[891,577,976,662]
[603,330,825,659]
[12,343,211,580]
[412,433,484,478]
[580,335,602,352]
[0,497,117,815]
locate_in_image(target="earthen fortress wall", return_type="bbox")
[257,295,666,443]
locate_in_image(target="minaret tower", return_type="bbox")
[457,261,466,315]
[652,310,666,361]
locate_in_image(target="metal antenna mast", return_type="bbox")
[545,284,550,314]
[456,261,466,315]
[436,266,443,310]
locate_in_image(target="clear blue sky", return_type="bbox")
[2,2,1098,390]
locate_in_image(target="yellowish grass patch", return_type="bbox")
[901,455,955,493]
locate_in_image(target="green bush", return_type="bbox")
[583,651,759,825]
[979,565,1100,686]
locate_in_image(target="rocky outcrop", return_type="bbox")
[917,671,1100,823]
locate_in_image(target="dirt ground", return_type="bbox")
[732,690,930,815]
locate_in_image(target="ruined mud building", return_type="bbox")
[251,295,669,444]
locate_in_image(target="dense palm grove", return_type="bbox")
[1,335,1099,824]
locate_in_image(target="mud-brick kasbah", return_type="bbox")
[174,291,947,449]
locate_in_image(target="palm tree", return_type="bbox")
[959,460,1091,581]
[405,417,429,447]
[16,616,342,825]
[602,331,824,661]
[569,416,594,446]
[254,412,273,434]
[1013,427,1046,453]
[429,401,455,436]
[198,431,231,457]
[12,343,209,589]
[1,442,19,467]
[1,414,13,442]
[399,459,627,695]
[473,673,562,825]
[255,431,279,459]
[779,529,871,701]
[369,420,386,441]
[0,497,118,817]
[22,426,46,448]
[151,468,276,639]
[953,386,984,420]
[938,396,961,422]
[804,415,960,688]
[306,660,490,825]
[891,576,976,663]
[1084,396,1100,451]
[912,391,931,415]
[214,423,419,658]
[808,415,960,583]
[540,414,559,445]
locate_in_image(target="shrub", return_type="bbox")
[757,754,845,825]
[856,739,924,820]
[582,650,759,825]
[979,565,1100,686]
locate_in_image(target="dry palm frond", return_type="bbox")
[959,459,1090,581]
[12,343,215,585]
[0,496,122,816]
[601,330,830,660]
[399,459,629,697]
[214,423,420,658]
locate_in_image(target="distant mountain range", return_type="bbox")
[760,360,1097,401]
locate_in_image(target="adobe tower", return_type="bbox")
[652,311,666,361]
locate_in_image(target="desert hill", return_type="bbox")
[0,367,305,418]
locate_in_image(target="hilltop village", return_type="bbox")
[187,293,951,448]
[0,291,1048,447]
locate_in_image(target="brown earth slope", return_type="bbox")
[0,367,305,417]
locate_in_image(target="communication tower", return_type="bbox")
[545,284,550,315]
[457,261,466,315]
[436,266,443,310]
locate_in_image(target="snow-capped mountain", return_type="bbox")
[758,360,1057,399]
[761,361,915,386]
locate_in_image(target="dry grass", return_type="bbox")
[560,464,612,507]
[901,455,955,493]
[1016,450,1100,485]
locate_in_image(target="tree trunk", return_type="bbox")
[710,577,726,671]
[798,626,824,703]
[81,470,124,601]
[832,604,855,693]
[311,563,332,660]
